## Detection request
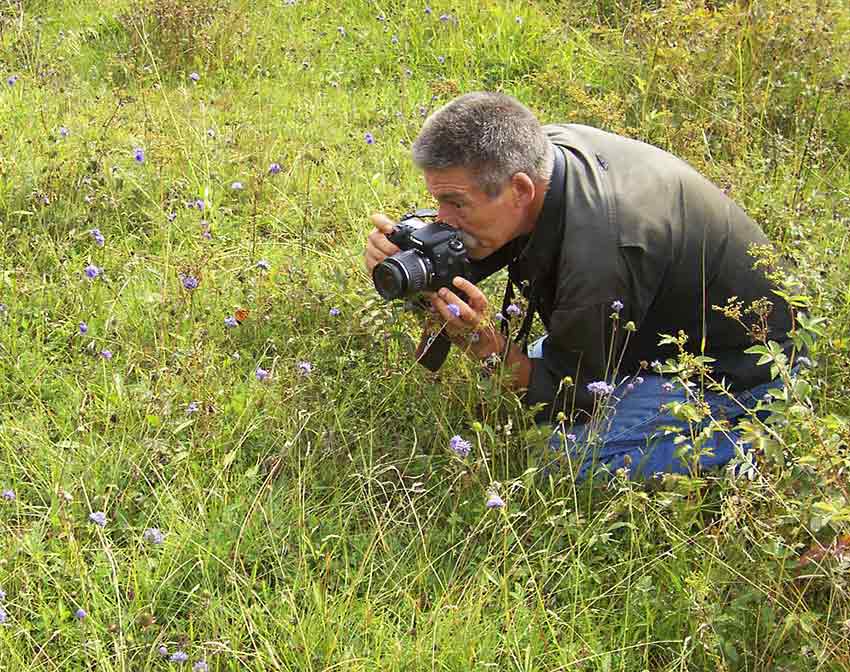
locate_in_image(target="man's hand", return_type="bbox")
[364,213,399,273]
[426,277,501,358]
[428,276,532,389]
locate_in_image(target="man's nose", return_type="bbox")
[437,206,456,226]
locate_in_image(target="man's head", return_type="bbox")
[412,92,553,259]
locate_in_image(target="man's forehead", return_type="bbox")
[424,167,480,197]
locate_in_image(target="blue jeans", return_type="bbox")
[528,337,785,480]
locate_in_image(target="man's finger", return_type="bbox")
[451,276,490,312]
[370,212,396,234]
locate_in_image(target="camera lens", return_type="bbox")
[373,250,431,300]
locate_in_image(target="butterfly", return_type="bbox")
[234,308,250,325]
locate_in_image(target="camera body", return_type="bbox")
[372,210,471,301]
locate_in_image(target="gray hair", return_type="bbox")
[412,92,553,197]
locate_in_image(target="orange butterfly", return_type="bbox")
[234,308,250,324]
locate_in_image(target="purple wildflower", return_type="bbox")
[89,511,107,527]
[662,382,675,393]
[84,264,101,280]
[437,55,445,64]
[231,181,243,190]
[186,402,199,415]
[0,587,5,600]
[180,274,199,291]
[446,303,461,318]
[255,367,270,382]
[566,433,577,442]
[193,662,209,672]
[90,228,105,247]
[635,376,644,385]
[626,383,635,393]
[169,651,189,663]
[194,199,205,211]
[611,300,624,312]
[425,6,432,14]
[133,147,145,163]
[75,608,87,620]
[486,492,505,509]
[329,307,340,317]
[143,528,165,545]
[255,259,270,270]
[79,321,88,335]
[268,162,282,175]
[506,303,521,317]
[0,606,7,624]
[100,349,112,360]
[224,316,238,328]
[586,381,614,396]
[494,312,505,322]
[449,435,471,458]
[439,13,450,22]
[7,75,18,86]
[391,35,399,45]
[297,361,312,376]
[364,132,375,145]
[189,72,200,82]
[59,126,70,138]
[159,646,169,658]
[1,489,15,501]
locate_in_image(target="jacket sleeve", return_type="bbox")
[524,301,631,424]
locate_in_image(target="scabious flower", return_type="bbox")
[180,274,199,291]
[494,312,505,322]
[89,511,107,527]
[79,321,88,335]
[446,303,461,318]
[133,147,145,163]
[158,646,169,658]
[84,264,101,280]
[364,132,375,145]
[255,367,270,381]
[256,259,270,270]
[587,381,614,396]
[231,181,243,190]
[425,5,432,14]
[90,228,105,247]
[297,361,312,376]
[189,72,200,82]
[193,662,209,672]
[143,528,165,545]
[0,606,7,624]
[329,307,340,317]
[1,489,15,501]
[59,126,70,138]
[186,402,199,415]
[75,608,87,620]
[7,75,18,86]
[224,316,238,329]
[169,650,189,663]
[486,492,505,509]
[506,303,521,317]
[439,13,450,22]
[661,382,675,393]
[194,199,205,211]
[268,162,281,175]
[449,435,471,458]
[611,300,624,312]
[100,349,112,360]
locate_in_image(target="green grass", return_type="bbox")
[1,0,849,669]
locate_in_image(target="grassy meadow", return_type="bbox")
[1,0,850,669]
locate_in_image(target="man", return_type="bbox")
[364,91,796,479]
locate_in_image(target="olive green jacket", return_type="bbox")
[512,124,795,421]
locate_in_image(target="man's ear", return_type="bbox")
[510,172,536,208]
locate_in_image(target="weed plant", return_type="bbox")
[0,0,849,670]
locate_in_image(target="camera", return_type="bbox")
[372,209,471,301]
